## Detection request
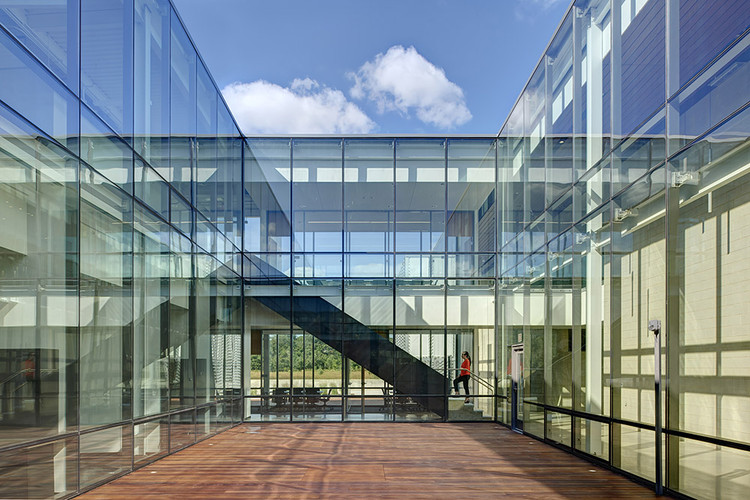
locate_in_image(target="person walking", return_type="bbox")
[453,351,472,403]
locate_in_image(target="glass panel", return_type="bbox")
[244,278,290,421]
[79,424,133,489]
[447,253,494,278]
[217,130,242,249]
[291,281,342,419]
[221,271,242,401]
[395,254,444,279]
[344,139,394,252]
[134,0,170,170]
[573,205,611,419]
[392,396,442,422]
[546,13,574,205]
[610,166,666,426]
[575,0,612,172]
[613,0,665,138]
[574,154,611,223]
[523,403,544,438]
[0,1,79,92]
[524,66,546,225]
[612,423,663,482]
[171,190,192,237]
[546,410,571,447]
[673,437,750,500]
[612,107,665,195]
[498,396,511,426]
[525,255,545,411]
[213,400,233,431]
[547,188,572,238]
[247,254,290,279]
[395,281,444,357]
[0,28,78,148]
[293,253,342,278]
[343,395,391,422]
[546,235,573,411]
[344,279,390,417]
[526,214,546,255]
[81,105,134,192]
[79,166,133,428]
[575,417,609,460]
[244,139,291,253]
[671,1,750,93]
[446,395,494,421]
[395,139,445,252]
[668,33,750,153]
[394,278,444,418]
[169,409,195,450]
[498,110,524,248]
[447,138,496,252]
[134,417,168,467]
[0,105,79,446]
[196,405,212,440]
[81,0,134,137]
[265,331,291,418]
[135,160,169,218]
[447,279,494,421]
[170,7,196,202]
[170,230,193,410]
[133,205,170,418]
[195,63,217,219]
[293,139,343,253]
[667,108,750,444]
[497,278,518,413]
[194,252,216,405]
[0,437,77,498]
[344,253,390,278]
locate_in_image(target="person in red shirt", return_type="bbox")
[23,353,35,380]
[452,351,472,403]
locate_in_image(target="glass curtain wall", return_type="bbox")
[0,1,243,496]
[243,137,498,422]
[497,1,750,498]
[1,0,749,498]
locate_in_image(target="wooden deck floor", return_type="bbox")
[80,423,659,499]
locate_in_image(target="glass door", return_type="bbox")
[511,344,524,431]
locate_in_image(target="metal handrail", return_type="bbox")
[1,368,57,392]
[449,368,494,394]
[0,370,25,387]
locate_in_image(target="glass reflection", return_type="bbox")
[0,104,79,446]
[79,166,133,429]
[81,0,134,136]
[396,139,445,252]
[344,139,394,252]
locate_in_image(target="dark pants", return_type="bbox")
[453,374,470,395]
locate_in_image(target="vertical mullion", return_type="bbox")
[444,138,448,420]
[289,139,294,421]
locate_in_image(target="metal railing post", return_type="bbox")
[649,319,663,496]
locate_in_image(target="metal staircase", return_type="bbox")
[253,294,449,418]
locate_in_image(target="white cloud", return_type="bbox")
[349,45,471,129]
[222,78,375,134]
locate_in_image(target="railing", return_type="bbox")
[449,368,495,394]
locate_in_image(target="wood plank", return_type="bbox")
[79,423,660,499]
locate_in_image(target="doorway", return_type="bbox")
[510,344,524,432]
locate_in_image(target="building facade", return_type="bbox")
[0,0,748,498]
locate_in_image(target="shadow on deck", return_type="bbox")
[79,422,661,499]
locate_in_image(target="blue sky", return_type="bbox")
[172,0,570,135]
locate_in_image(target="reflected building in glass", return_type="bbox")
[0,1,748,498]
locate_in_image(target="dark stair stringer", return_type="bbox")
[253,295,449,418]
